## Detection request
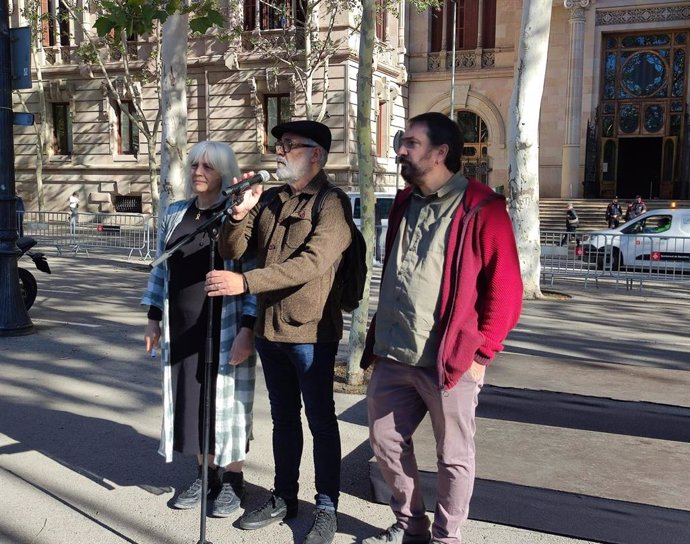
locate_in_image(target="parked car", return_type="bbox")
[582,208,690,270]
[347,192,395,262]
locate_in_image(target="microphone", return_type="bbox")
[223,170,271,198]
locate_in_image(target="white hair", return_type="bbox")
[185,141,241,199]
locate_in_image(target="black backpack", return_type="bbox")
[313,183,368,312]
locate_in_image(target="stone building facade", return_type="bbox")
[408,0,690,199]
[11,1,690,211]
[11,1,408,213]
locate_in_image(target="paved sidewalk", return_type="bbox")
[1,255,687,543]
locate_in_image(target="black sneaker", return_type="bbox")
[173,466,218,510]
[211,471,245,517]
[303,509,337,544]
[238,491,298,530]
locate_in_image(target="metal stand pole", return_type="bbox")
[197,227,218,544]
[0,0,33,336]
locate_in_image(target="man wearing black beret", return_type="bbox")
[206,120,351,544]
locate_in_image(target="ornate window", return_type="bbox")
[376,0,387,41]
[244,0,301,31]
[430,0,496,52]
[600,31,687,138]
[264,94,291,153]
[42,0,71,47]
[457,110,490,182]
[51,102,72,156]
[115,101,139,156]
[458,110,488,153]
[599,31,688,198]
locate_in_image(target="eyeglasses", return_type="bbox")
[275,139,317,153]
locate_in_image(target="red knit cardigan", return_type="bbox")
[361,179,523,391]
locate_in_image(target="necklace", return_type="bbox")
[194,200,213,220]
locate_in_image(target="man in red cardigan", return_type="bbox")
[362,112,523,544]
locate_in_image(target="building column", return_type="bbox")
[560,0,590,197]
[397,0,407,82]
[475,0,484,66]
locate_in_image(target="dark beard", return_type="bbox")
[400,159,423,186]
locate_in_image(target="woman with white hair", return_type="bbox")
[142,141,257,518]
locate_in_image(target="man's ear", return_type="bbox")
[437,143,450,162]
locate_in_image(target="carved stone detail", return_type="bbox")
[564,0,590,9]
[428,53,442,71]
[596,4,690,26]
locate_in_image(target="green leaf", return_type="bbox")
[205,9,225,27]
[94,17,116,37]
[189,16,211,34]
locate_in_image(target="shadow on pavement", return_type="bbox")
[0,397,179,492]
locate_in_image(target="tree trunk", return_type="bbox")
[507,0,552,299]
[158,13,189,217]
[347,0,376,386]
[304,9,313,120]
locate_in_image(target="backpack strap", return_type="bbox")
[312,181,337,224]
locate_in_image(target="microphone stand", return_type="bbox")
[151,197,242,544]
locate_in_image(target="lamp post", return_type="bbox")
[0,0,33,336]
[448,0,458,121]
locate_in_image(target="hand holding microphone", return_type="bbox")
[226,170,270,220]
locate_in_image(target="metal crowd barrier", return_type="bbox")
[541,230,690,290]
[22,211,155,260]
[25,212,688,292]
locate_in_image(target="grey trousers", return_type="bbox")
[367,358,484,544]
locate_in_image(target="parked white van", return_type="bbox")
[346,192,395,262]
[582,208,690,270]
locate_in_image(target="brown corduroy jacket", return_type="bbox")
[219,170,352,343]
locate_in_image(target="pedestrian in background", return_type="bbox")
[68,191,79,238]
[630,195,647,219]
[561,202,580,246]
[142,140,257,519]
[361,112,523,544]
[206,120,351,544]
[16,195,25,237]
[606,196,623,229]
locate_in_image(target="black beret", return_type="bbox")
[271,120,332,152]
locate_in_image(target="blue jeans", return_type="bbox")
[255,337,341,511]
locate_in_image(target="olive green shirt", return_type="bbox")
[374,173,468,367]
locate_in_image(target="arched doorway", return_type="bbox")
[598,31,688,199]
[457,110,491,184]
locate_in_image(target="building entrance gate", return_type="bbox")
[598,31,688,199]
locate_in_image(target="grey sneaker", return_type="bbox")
[211,471,245,517]
[173,478,203,509]
[303,509,337,544]
[238,491,298,530]
[173,466,219,510]
[362,524,430,544]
